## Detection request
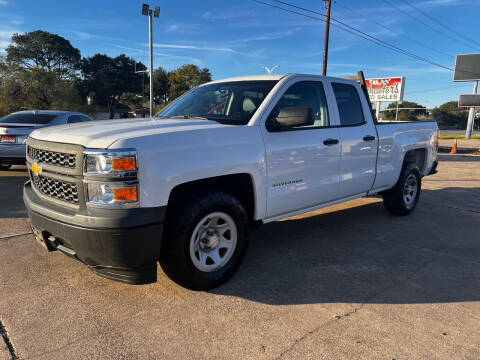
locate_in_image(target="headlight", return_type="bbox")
[84,149,137,177]
[86,182,138,207]
[83,148,139,208]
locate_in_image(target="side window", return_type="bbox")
[331,83,365,126]
[269,81,330,129]
[68,115,77,123]
[68,115,84,123]
[80,115,92,122]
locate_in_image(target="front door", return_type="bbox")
[262,80,341,218]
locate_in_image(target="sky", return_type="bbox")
[0,0,479,108]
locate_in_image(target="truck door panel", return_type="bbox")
[261,80,341,218]
[330,82,378,198]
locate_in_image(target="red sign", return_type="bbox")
[365,77,405,102]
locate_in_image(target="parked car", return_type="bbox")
[23,73,438,290]
[0,110,92,170]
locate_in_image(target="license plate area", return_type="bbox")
[0,135,15,143]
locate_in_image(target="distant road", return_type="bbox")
[440,129,479,134]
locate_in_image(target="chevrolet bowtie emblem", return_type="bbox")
[31,162,42,176]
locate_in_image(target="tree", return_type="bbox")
[80,54,146,118]
[6,30,81,79]
[152,67,169,104]
[383,101,427,121]
[119,92,144,111]
[0,30,83,115]
[0,71,24,115]
[167,64,211,100]
[0,68,83,115]
[431,101,468,129]
[0,56,7,79]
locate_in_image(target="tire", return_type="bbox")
[383,163,421,216]
[0,164,12,171]
[160,192,249,290]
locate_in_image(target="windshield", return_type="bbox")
[157,80,278,125]
[0,113,57,125]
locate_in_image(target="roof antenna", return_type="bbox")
[262,65,279,74]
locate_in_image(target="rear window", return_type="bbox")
[332,83,365,126]
[0,113,57,125]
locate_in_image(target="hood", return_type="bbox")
[29,118,226,148]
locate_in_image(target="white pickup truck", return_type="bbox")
[24,72,439,290]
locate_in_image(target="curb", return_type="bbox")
[438,146,480,155]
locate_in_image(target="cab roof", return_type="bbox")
[206,73,358,85]
[208,74,288,84]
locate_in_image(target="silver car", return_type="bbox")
[0,110,92,170]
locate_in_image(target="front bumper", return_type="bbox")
[0,143,26,164]
[24,181,165,284]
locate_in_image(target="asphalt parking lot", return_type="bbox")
[1,155,480,360]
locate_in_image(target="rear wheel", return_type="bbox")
[383,163,421,216]
[0,164,12,171]
[160,192,249,290]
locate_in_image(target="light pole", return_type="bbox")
[142,3,160,117]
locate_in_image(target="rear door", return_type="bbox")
[328,80,378,198]
[261,79,341,218]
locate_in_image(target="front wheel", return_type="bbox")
[383,163,421,216]
[0,164,12,171]
[160,192,249,290]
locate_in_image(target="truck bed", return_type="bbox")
[372,120,438,192]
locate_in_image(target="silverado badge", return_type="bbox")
[31,162,42,176]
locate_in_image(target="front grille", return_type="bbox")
[30,172,79,204]
[28,146,76,168]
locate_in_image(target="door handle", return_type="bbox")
[323,138,339,146]
[363,135,376,142]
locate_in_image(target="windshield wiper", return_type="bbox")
[156,114,208,120]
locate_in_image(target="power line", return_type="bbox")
[335,0,453,58]
[379,0,477,51]
[254,0,480,79]
[263,0,453,71]
[398,0,480,48]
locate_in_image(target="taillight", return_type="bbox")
[435,130,440,151]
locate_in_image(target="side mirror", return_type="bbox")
[269,107,314,131]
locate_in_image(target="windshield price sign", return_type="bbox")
[365,77,405,102]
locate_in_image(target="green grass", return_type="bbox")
[439,134,480,140]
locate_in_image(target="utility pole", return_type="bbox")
[142,4,160,117]
[466,80,478,139]
[322,0,332,76]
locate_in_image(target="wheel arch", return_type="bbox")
[403,147,427,173]
[166,173,258,223]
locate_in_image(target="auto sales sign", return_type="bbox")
[365,77,405,102]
